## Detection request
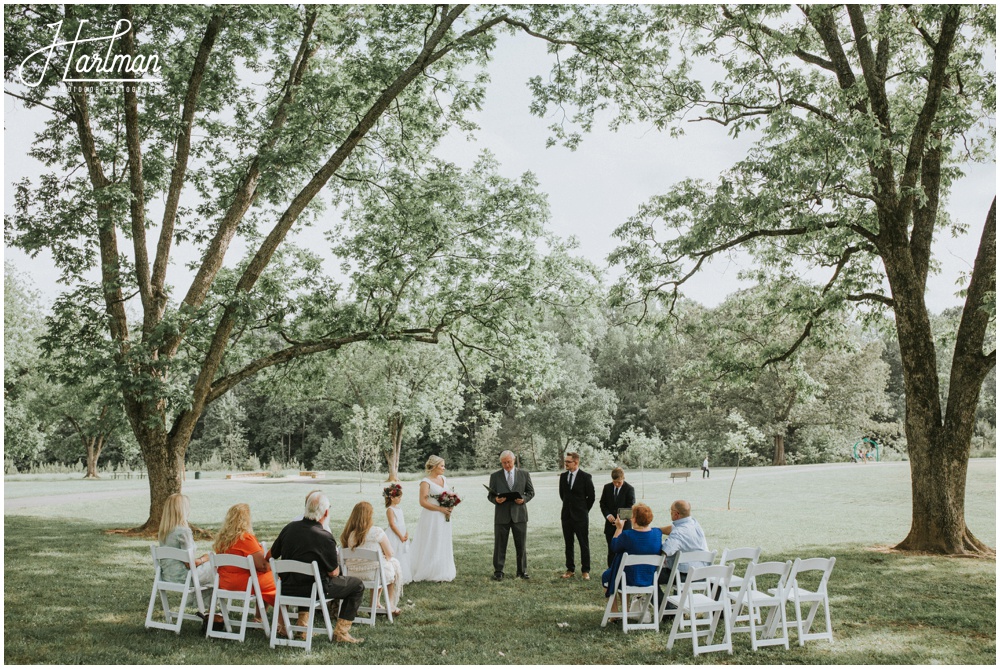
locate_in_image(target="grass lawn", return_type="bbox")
[4,459,996,664]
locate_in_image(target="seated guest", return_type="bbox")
[340,501,403,616]
[267,491,366,644]
[601,503,662,611]
[158,493,212,586]
[656,499,711,598]
[213,503,277,606]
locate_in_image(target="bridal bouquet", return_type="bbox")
[433,490,462,522]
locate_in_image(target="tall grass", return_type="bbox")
[3,460,995,664]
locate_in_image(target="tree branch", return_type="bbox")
[152,7,227,319]
[119,4,153,326]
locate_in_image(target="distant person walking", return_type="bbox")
[701,456,710,479]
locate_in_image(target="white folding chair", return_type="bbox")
[665,563,734,656]
[657,549,717,624]
[340,546,394,625]
[269,559,335,652]
[783,557,836,645]
[728,560,792,650]
[145,545,212,634]
[719,546,761,592]
[205,553,271,642]
[720,546,762,626]
[600,553,666,633]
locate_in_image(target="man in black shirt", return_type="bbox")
[268,491,365,643]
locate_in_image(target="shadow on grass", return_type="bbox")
[3,515,995,665]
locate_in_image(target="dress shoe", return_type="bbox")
[561,571,575,579]
[517,573,530,580]
[582,572,591,581]
[492,572,504,581]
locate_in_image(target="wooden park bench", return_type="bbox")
[299,471,322,479]
[225,472,270,480]
[669,471,691,482]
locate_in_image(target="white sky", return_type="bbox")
[3,13,995,314]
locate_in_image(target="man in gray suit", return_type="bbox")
[487,450,535,580]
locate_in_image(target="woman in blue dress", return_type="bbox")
[601,502,663,602]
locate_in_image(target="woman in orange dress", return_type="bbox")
[212,503,276,606]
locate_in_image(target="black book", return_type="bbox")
[483,484,522,502]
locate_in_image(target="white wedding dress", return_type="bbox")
[409,476,456,582]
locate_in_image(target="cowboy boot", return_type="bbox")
[295,610,310,641]
[333,618,364,644]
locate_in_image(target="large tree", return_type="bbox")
[596,5,994,554]
[4,4,605,531]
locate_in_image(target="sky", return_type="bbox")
[3,9,995,315]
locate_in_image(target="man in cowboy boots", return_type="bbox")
[268,491,366,643]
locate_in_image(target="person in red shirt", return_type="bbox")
[213,503,276,606]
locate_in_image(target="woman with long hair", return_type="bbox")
[340,501,403,615]
[157,493,212,586]
[409,455,457,582]
[213,503,276,606]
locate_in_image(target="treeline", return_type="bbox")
[7,263,994,476]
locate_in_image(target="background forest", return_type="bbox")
[7,261,995,477]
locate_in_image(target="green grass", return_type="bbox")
[4,460,996,664]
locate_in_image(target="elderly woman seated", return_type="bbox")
[600,502,663,612]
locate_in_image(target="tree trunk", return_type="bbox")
[384,413,403,482]
[130,422,186,535]
[771,434,785,466]
[883,223,994,556]
[83,435,105,479]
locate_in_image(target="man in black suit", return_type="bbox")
[598,467,636,568]
[487,450,535,580]
[559,452,596,580]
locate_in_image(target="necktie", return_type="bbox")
[569,472,575,489]
[614,486,619,500]
[506,470,513,489]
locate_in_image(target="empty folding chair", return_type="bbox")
[665,563,734,656]
[205,553,271,642]
[657,549,717,624]
[600,553,666,633]
[145,544,212,634]
[719,546,761,592]
[784,556,836,645]
[728,560,792,651]
[269,559,335,652]
[340,546,394,626]
[720,546,762,626]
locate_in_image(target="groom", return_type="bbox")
[487,450,535,580]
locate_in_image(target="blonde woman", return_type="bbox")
[409,455,456,582]
[213,503,276,606]
[340,501,403,615]
[158,493,212,586]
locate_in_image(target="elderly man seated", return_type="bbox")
[657,499,711,599]
[267,491,366,644]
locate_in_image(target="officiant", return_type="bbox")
[486,450,535,581]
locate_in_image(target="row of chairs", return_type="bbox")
[144,544,395,652]
[600,546,836,656]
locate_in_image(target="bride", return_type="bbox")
[409,455,456,582]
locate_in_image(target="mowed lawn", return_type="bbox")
[4,459,996,664]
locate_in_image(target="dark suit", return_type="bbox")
[559,468,596,573]
[487,467,535,577]
[598,480,636,568]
